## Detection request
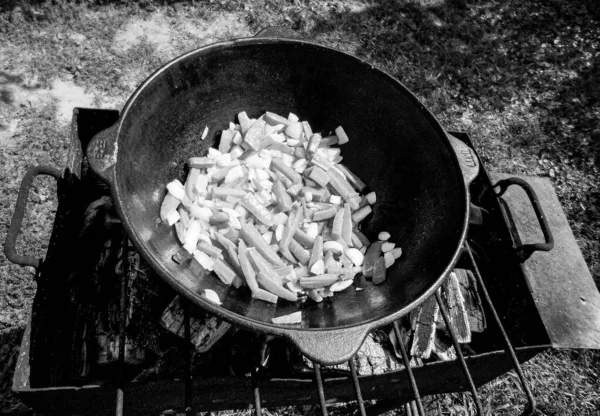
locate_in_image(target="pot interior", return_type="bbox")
[114,39,466,329]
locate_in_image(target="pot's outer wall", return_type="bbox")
[113,39,466,330]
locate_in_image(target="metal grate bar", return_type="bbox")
[392,321,425,416]
[435,291,484,415]
[465,243,536,415]
[116,235,129,416]
[252,369,263,416]
[312,362,329,416]
[348,359,367,416]
[183,301,194,416]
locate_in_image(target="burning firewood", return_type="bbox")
[410,294,440,359]
[441,271,471,343]
[160,296,231,353]
[454,268,486,333]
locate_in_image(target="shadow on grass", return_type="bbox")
[0,326,26,413]
[291,0,600,158]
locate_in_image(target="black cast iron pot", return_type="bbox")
[87,31,480,365]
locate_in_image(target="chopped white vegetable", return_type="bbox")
[162,110,409,310]
[323,241,344,255]
[378,231,391,241]
[382,242,395,252]
[330,195,342,205]
[272,311,302,324]
[190,206,211,222]
[262,231,273,244]
[345,248,364,267]
[183,220,201,252]
[194,250,215,271]
[366,192,376,205]
[310,259,325,275]
[174,222,186,244]
[285,122,303,141]
[275,223,284,241]
[194,174,209,195]
[306,222,319,239]
[384,252,395,268]
[391,247,403,259]
[202,288,221,305]
[229,145,244,160]
[224,165,244,183]
[335,126,349,144]
[281,153,295,167]
[167,180,186,200]
[216,153,232,167]
[208,147,222,158]
[232,131,243,145]
[165,210,180,226]
[330,279,354,292]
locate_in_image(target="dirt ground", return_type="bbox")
[1,0,599,415]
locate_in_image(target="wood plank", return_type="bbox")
[454,268,486,333]
[442,272,471,343]
[410,294,439,359]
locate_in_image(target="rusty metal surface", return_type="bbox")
[490,172,600,349]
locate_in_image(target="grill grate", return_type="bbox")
[111,242,536,416]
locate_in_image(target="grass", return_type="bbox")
[0,0,599,414]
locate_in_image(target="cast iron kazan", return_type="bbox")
[87,33,480,365]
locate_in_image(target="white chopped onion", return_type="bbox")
[330,279,354,292]
[345,248,364,267]
[202,288,221,304]
[378,231,391,241]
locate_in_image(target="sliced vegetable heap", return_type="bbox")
[160,111,402,321]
